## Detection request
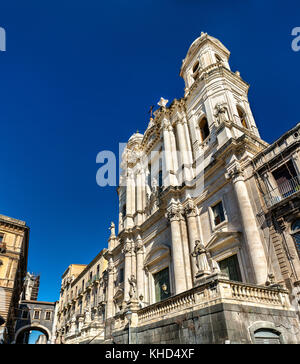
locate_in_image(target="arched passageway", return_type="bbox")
[15,325,51,344]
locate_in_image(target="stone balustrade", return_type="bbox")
[137,275,291,325]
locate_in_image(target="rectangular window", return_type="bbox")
[212,201,225,226]
[219,255,242,282]
[0,235,3,243]
[148,163,152,187]
[45,311,51,321]
[294,233,300,258]
[34,311,40,320]
[153,267,171,303]
[119,268,124,283]
[22,310,29,319]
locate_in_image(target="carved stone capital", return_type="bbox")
[135,238,143,253]
[166,205,183,222]
[226,164,244,183]
[122,241,132,255]
[184,199,197,218]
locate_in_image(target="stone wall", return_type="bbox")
[111,303,300,344]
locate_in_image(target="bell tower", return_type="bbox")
[180,32,261,141]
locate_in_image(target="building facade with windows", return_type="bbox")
[252,122,300,313]
[55,250,108,344]
[102,33,300,344]
[0,214,29,344]
[54,33,300,344]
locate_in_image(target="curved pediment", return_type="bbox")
[205,231,241,253]
[144,243,170,269]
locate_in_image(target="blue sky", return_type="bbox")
[0,0,299,304]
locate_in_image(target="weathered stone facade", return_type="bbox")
[55,33,300,344]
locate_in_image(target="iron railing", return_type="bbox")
[264,175,300,207]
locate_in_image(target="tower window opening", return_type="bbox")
[199,117,210,142]
[215,54,223,63]
[192,61,199,73]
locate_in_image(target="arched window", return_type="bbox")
[291,220,300,257]
[192,61,200,81]
[215,54,223,63]
[199,117,210,142]
[254,329,281,344]
[192,61,200,73]
[237,107,248,129]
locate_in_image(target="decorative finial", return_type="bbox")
[158,97,169,108]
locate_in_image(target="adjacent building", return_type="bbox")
[55,250,107,344]
[0,214,29,343]
[252,122,300,312]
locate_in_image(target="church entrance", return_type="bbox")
[219,254,242,282]
[154,267,171,302]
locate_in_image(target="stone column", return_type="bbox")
[162,118,177,187]
[123,239,132,302]
[136,167,144,225]
[182,116,194,171]
[179,208,193,290]
[105,255,114,319]
[167,204,187,294]
[184,199,199,283]
[227,164,268,285]
[135,236,144,301]
[131,239,136,278]
[125,173,134,228]
[175,118,193,183]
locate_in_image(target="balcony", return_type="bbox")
[263,175,300,208]
[137,276,291,325]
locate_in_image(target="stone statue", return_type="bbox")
[214,103,227,125]
[109,222,115,237]
[85,308,91,323]
[207,251,221,273]
[191,240,211,276]
[128,274,137,300]
[151,178,158,193]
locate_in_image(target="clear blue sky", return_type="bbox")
[0,0,299,303]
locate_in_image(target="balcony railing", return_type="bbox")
[137,277,291,325]
[264,175,300,208]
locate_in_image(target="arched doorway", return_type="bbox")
[14,324,51,344]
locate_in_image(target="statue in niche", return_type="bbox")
[128,275,137,300]
[191,240,211,276]
[214,103,228,125]
[84,308,91,323]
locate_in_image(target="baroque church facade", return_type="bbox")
[55,33,300,344]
